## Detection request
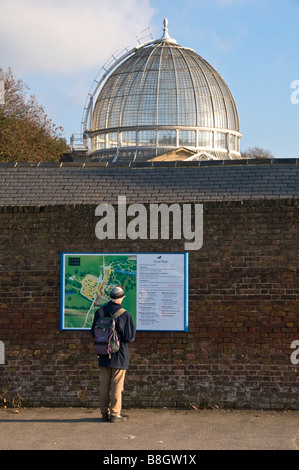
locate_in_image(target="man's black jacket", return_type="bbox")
[91,300,136,370]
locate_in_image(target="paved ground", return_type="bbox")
[0,407,298,451]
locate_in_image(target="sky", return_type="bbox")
[0,0,298,158]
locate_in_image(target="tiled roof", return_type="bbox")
[0,159,298,206]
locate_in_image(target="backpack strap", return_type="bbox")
[111,308,126,320]
[98,306,125,320]
[98,307,105,318]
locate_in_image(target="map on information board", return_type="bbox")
[60,253,188,331]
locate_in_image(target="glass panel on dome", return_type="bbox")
[120,131,136,147]
[179,130,196,147]
[138,78,158,126]
[215,132,227,149]
[138,130,156,146]
[107,132,118,148]
[96,134,106,150]
[158,130,176,146]
[198,131,213,148]
[229,134,236,151]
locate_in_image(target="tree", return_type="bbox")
[241,146,275,159]
[0,68,69,162]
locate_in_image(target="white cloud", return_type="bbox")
[0,0,154,75]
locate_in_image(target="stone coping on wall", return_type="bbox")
[0,157,298,168]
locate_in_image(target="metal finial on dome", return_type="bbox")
[160,17,177,44]
[163,18,169,38]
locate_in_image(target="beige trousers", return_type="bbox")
[99,367,126,416]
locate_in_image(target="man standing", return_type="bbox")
[91,286,136,422]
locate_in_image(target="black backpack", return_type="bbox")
[94,307,125,358]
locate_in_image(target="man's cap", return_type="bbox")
[110,286,125,299]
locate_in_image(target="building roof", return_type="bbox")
[91,40,240,134]
[0,159,298,207]
[84,19,241,162]
[148,147,197,161]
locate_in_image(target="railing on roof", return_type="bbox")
[70,27,154,153]
[70,134,89,153]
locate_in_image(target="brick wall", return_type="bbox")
[0,200,298,409]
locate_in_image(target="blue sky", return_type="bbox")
[0,0,298,157]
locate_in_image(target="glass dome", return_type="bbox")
[88,20,242,162]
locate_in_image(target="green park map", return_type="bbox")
[62,254,137,329]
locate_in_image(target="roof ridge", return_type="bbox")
[1,158,298,169]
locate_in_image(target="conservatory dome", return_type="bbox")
[83,19,241,162]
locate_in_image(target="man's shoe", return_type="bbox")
[101,412,109,422]
[110,414,128,423]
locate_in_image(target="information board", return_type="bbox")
[60,253,188,331]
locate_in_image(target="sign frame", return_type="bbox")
[60,252,188,332]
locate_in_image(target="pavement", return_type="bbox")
[0,407,298,451]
